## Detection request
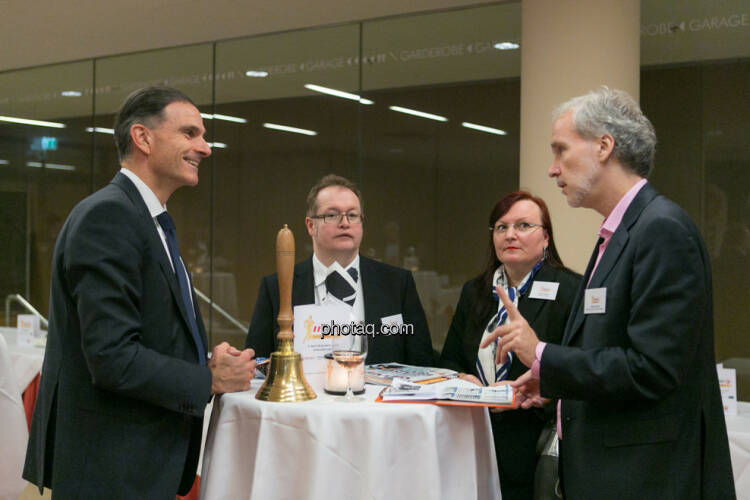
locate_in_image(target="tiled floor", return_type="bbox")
[18,483,50,500]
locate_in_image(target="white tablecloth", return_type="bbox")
[727,402,750,499]
[199,374,501,500]
[0,333,30,500]
[0,327,45,393]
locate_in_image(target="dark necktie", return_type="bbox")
[584,236,606,287]
[325,268,358,305]
[156,212,206,365]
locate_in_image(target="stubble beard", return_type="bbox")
[567,160,598,208]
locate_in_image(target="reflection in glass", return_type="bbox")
[0,61,94,323]
[642,56,750,395]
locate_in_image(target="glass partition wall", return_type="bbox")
[0,61,94,318]
[1,1,748,368]
[640,0,750,394]
[0,3,522,351]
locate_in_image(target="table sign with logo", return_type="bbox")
[717,363,738,416]
[293,304,350,373]
[16,315,40,347]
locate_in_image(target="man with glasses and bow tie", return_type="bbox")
[246,174,434,366]
[24,86,256,499]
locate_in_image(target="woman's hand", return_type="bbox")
[488,380,513,413]
[456,372,483,386]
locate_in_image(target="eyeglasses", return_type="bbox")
[489,222,543,234]
[311,212,364,225]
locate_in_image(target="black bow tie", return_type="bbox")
[325,268,358,305]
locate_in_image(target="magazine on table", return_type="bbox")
[365,362,458,385]
[377,378,516,408]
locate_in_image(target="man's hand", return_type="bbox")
[480,286,539,367]
[208,342,256,394]
[511,370,548,409]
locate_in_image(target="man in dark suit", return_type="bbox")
[485,87,735,499]
[23,86,256,499]
[246,174,434,366]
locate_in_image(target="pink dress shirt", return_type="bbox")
[533,178,648,438]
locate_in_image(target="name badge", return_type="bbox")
[528,281,559,300]
[584,288,606,314]
[381,313,404,327]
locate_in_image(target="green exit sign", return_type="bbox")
[41,137,58,150]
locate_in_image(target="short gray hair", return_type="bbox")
[554,87,657,177]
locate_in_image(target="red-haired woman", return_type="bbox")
[440,191,581,500]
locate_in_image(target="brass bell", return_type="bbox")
[256,225,316,402]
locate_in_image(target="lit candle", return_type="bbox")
[324,353,364,394]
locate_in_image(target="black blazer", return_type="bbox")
[439,263,580,499]
[24,173,212,498]
[541,183,735,499]
[245,255,434,366]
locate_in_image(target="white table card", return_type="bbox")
[16,315,40,347]
[717,364,738,416]
[293,304,350,374]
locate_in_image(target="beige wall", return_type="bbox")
[519,0,640,273]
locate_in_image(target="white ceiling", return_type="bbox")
[0,3,523,118]
[0,0,497,72]
[1,0,747,121]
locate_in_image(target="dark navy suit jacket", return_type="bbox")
[541,183,735,499]
[24,172,212,498]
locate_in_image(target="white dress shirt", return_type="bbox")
[312,253,364,323]
[119,168,194,309]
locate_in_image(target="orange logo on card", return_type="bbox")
[591,296,600,304]
[303,315,323,341]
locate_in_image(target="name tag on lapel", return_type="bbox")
[528,281,559,300]
[584,288,606,314]
[380,313,403,327]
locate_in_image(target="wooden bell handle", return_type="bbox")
[276,225,295,342]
